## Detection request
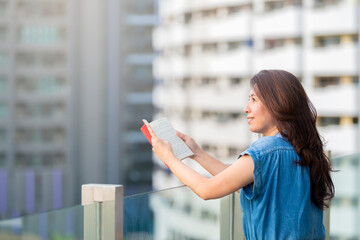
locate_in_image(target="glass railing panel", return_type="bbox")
[0,203,92,240]
[330,153,360,239]
[124,185,224,240]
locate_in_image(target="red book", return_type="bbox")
[140,124,152,145]
[141,120,170,167]
[140,118,193,161]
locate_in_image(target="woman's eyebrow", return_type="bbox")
[249,93,257,97]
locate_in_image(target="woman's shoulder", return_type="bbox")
[247,133,294,156]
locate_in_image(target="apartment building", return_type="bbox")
[0,0,76,218]
[0,0,155,219]
[152,0,360,238]
[121,0,157,195]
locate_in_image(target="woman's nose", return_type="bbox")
[244,104,249,113]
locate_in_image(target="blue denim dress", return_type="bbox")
[239,133,325,240]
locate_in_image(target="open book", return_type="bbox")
[141,118,194,160]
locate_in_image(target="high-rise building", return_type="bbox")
[0,0,76,218]
[152,0,360,238]
[0,0,156,219]
[120,0,157,194]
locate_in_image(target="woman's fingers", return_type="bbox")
[142,119,163,150]
[176,130,188,141]
[176,130,183,138]
[142,119,157,137]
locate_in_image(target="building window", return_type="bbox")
[19,25,66,44]
[0,76,6,94]
[0,27,6,42]
[0,52,7,69]
[351,34,359,43]
[229,113,240,119]
[228,6,242,15]
[202,144,211,152]
[228,5,253,15]
[180,77,191,88]
[228,147,239,157]
[264,37,302,50]
[183,44,192,56]
[42,52,66,68]
[16,52,35,67]
[15,154,42,167]
[313,0,342,8]
[0,129,6,143]
[127,26,152,53]
[0,2,7,17]
[36,76,66,94]
[15,102,66,119]
[230,77,242,86]
[200,209,218,221]
[16,76,66,95]
[315,34,358,47]
[16,52,66,68]
[200,77,217,86]
[42,2,66,16]
[16,128,65,144]
[314,76,340,88]
[331,197,358,207]
[317,116,340,127]
[0,153,5,167]
[127,0,154,14]
[130,65,152,81]
[17,2,66,18]
[265,1,285,11]
[184,12,192,24]
[264,0,302,12]
[314,35,341,47]
[201,111,212,119]
[353,117,359,124]
[265,39,284,49]
[0,103,6,119]
[227,41,243,51]
[201,9,217,19]
[42,153,65,167]
[314,76,358,88]
[202,43,218,54]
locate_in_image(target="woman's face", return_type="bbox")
[244,89,279,136]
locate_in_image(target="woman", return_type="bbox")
[144,70,334,239]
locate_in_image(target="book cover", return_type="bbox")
[141,118,193,160]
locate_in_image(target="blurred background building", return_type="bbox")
[0,0,155,219]
[152,0,360,239]
[0,0,359,239]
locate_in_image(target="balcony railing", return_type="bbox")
[0,184,245,240]
[1,153,357,239]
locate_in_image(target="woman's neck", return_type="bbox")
[263,128,280,136]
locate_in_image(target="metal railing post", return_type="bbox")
[324,150,331,240]
[82,184,123,240]
[323,206,330,240]
[220,192,244,240]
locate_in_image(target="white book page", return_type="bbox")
[150,118,193,160]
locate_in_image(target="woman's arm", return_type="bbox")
[146,122,254,200]
[166,153,254,200]
[176,131,231,176]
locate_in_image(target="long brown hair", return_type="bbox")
[250,70,334,209]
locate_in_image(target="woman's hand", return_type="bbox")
[176,131,204,161]
[142,120,177,164]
